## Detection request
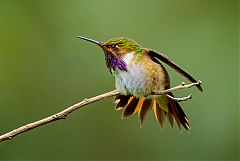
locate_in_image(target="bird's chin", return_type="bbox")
[104,53,127,72]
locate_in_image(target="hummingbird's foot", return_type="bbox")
[144,94,150,97]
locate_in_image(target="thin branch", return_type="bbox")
[166,94,192,102]
[151,80,202,95]
[0,81,201,142]
[0,90,120,142]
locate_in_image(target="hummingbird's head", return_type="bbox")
[79,36,141,72]
[103,37,140,56]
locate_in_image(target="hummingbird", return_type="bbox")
[78,36,202,131]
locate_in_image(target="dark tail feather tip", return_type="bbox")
[168,93,191,131]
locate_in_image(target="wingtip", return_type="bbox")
[197,85,203,92]
[197,80,203,92]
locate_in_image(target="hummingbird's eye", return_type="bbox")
[111,44,117,49]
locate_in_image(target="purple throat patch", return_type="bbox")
[104,53,127,72]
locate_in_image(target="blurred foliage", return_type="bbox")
[0,0,238,161]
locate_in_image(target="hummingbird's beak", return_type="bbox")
[77,36,102,46]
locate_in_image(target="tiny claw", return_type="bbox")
[144,94,150,97]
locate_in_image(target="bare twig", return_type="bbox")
[152,80,202,95]
[0,81,201,142]
[0,90,120,142]
[166,94,192,102]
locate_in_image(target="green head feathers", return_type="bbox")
[105,37,141,51]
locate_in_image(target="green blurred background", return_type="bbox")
[0,0,238,161]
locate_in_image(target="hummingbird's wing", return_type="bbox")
[147,49,203,92]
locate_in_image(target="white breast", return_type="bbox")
[113,52,152,97]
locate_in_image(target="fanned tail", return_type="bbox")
[114,93,190,131]
[154,92,190,131]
